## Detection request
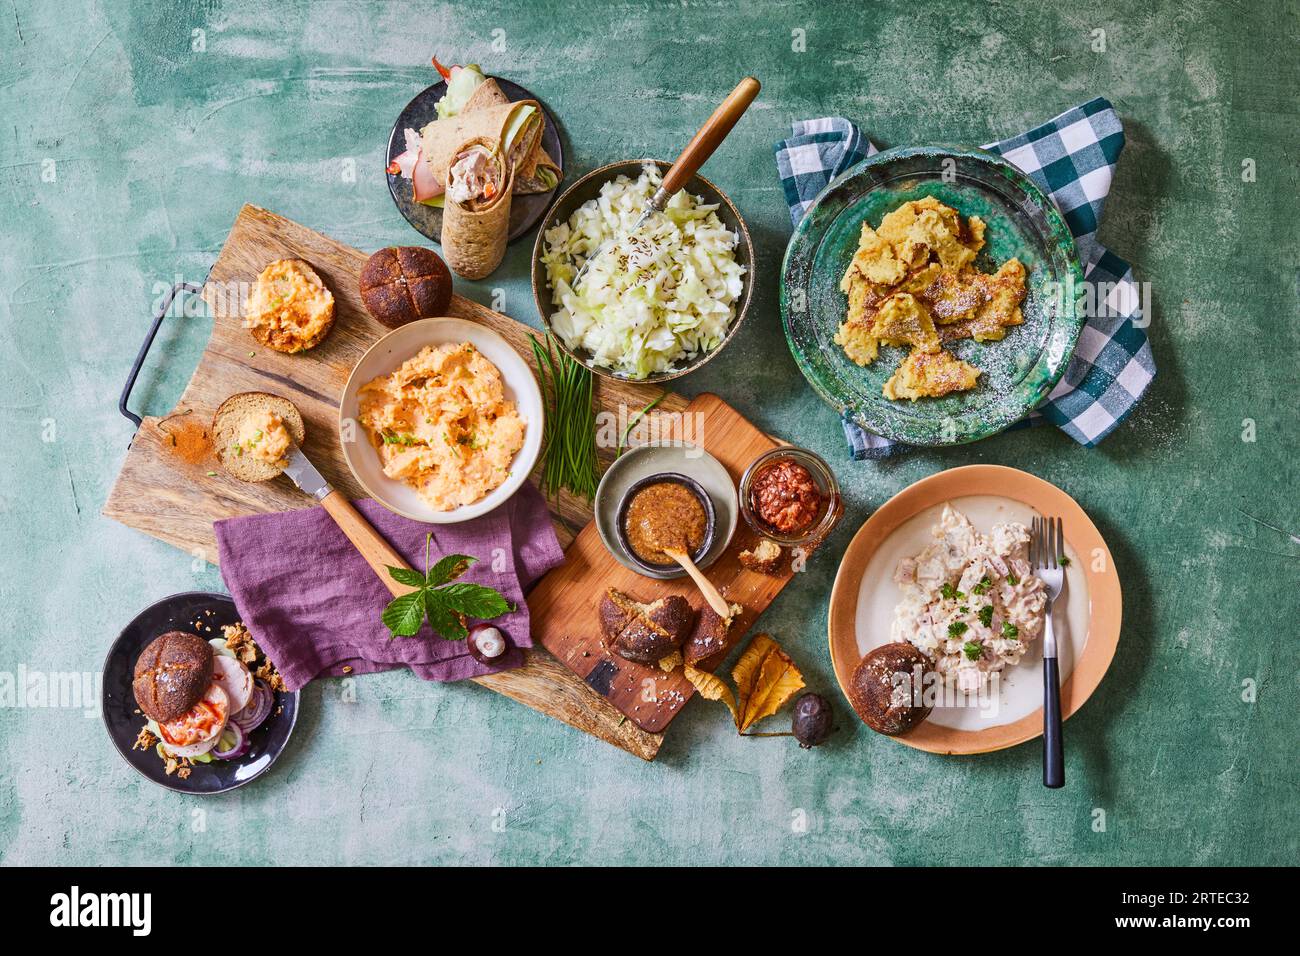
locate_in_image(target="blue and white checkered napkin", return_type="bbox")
[774,97,1155,459]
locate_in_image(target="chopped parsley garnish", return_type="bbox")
[1001,621,1019,639]
[1006,573,1019,586]
[940,582,965,601]
[948,620,969,638]
[383,432,418,446]
[971,575,992,595]
[959,606,970,614]
[1059,555,1071,567]
[978,605,994,627]
[963,641,984,661]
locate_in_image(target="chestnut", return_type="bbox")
[467,625,509,664]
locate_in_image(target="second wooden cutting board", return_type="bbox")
[529,393,801,733]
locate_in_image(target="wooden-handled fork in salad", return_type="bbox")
[571,76,760,291]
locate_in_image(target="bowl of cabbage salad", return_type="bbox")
[532,160,753,383]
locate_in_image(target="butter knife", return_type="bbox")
[282,444,417,596]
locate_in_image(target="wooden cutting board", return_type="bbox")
[529,393,804,732]
[103,204,695,760]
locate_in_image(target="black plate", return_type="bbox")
[386,77,564,245]
[102,591,299,795]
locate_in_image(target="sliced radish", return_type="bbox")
[161,734,219,759]
[157,683,229,749]
[211,655,253,714]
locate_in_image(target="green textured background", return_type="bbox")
[1,0,1296,866]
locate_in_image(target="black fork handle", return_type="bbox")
[1043,657,1065,788]
[118,280,204,430]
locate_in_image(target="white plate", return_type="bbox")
[338,318,544,524]
[853,495,1091,731]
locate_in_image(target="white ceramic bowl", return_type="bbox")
[338,317,544,524]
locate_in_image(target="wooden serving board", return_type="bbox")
[104,204,693,760]
[529,393,802,732]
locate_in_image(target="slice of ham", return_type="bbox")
[211,655,253,714]
[412,154,443,201]
[389,127,445,201]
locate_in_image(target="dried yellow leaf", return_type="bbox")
[684,665,739,727]
[732,634,805,733]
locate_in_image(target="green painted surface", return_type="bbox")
[1,0,1296,866]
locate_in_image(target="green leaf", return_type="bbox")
[382,592,426,638]
[424,591,468,641]
[437,582,514,619]
[963,640,985,661]
[387,566,427,589]
[426,553,476,587]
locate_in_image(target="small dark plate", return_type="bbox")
[102,591,299,795]
[386,77,564,245]
[615,472,717,575]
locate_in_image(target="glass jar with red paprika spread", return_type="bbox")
[739,446,841,546]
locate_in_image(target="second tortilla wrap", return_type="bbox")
[440,136,513,280]
[420,79,559,194]
[461,78,562,193]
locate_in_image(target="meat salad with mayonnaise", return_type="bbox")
[446,144,502,208]
[892,504,1047,692]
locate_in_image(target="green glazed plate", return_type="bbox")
[780,145,1085,446]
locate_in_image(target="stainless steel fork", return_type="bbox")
[1031,516,1066,789]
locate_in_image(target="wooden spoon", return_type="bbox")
[663,547,731,618]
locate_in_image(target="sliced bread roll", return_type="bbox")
[212,391,306,482]
[133,631,214,723]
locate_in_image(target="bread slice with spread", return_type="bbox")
[212,392,305,482]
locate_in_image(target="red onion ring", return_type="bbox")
[231,680,273,732]
[212,722,248,760]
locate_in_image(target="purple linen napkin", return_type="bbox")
[213,482,563,690]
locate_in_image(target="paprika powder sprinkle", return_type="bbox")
[158,411,213,466]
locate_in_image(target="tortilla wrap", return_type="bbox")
[440,136,513,280]
[421,78,560,194]
[460,78,562,193]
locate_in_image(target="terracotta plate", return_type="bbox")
[828,465,1121,755]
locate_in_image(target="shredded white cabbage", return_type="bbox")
[540,164,745,379]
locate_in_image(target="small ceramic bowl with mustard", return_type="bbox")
[739,446,841,548]
[615,472,717,576]
[594,443,738,581]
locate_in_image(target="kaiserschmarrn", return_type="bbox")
[835,197,1027,400]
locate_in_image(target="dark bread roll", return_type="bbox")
[683,601,743,667]
[599,589,694,665]
[847,642,934,736]
[359,246,453,329]
[132,631,214,723]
